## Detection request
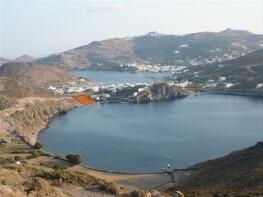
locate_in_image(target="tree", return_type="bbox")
[34,142,43,149]
[65,154,81,165]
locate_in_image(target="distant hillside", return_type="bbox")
[0,77,52,110]
[35,29,263,70]
[0,57,11,65]
[176,49,263,94]
[14,54,34,62]
[171,142,263,195]
[0,62,85,87]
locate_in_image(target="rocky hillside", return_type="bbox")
[35,29,263,70]
[0,77,53,110]
[175,49,263,95]
[170,142,263,196]
[0,76,79,144]
[0,97,79,145]
[111,82,189,103]
[134,83,188,103]
[0,62,87,87]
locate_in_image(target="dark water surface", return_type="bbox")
[71,70,171,84]
[39,94,263,172]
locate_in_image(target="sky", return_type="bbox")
[1,0,263,58]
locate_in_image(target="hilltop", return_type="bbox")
[14,55,34,62]
[0,77,52,110]
[35,29,263,70]
[0,62,88,87]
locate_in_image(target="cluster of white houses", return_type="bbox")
[120,63,179,72]
[47,82,152,96]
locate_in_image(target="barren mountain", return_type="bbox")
[14,54,34,62]
[0,62,86,87]
[0,77,53,110]
[35,29,263,70]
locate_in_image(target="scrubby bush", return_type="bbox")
[34,142,43,149]
[53,163,67,170]
[54,155,63,160]
[14,155,21,161]
[27,151,39,159]
[65,154,81,165]
[0,157,14,165]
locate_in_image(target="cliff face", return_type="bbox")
[0,97,80,145]
[134,83,188,103]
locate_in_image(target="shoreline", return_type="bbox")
[34,92,263,174]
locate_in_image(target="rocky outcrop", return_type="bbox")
[134,83,188,103]
[0,97,80,145]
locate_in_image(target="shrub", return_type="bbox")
[27,151,39,159]
[34,142,43,149]
[0,157,14,165]
[53,163,67,170]
[14,155,20,161]
[54,155,63,160]
[65,154,81,165]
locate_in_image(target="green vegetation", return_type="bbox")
[26,150,40,159]
[0,141,30,154]
[0,157,14,165]
[34,142,43,149]
[14,155,21,161]
[65,154,81,165]
[53,163,67,170]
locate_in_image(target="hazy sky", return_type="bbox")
[1,0,263,58]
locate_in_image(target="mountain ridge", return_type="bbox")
[35,29,263,70]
